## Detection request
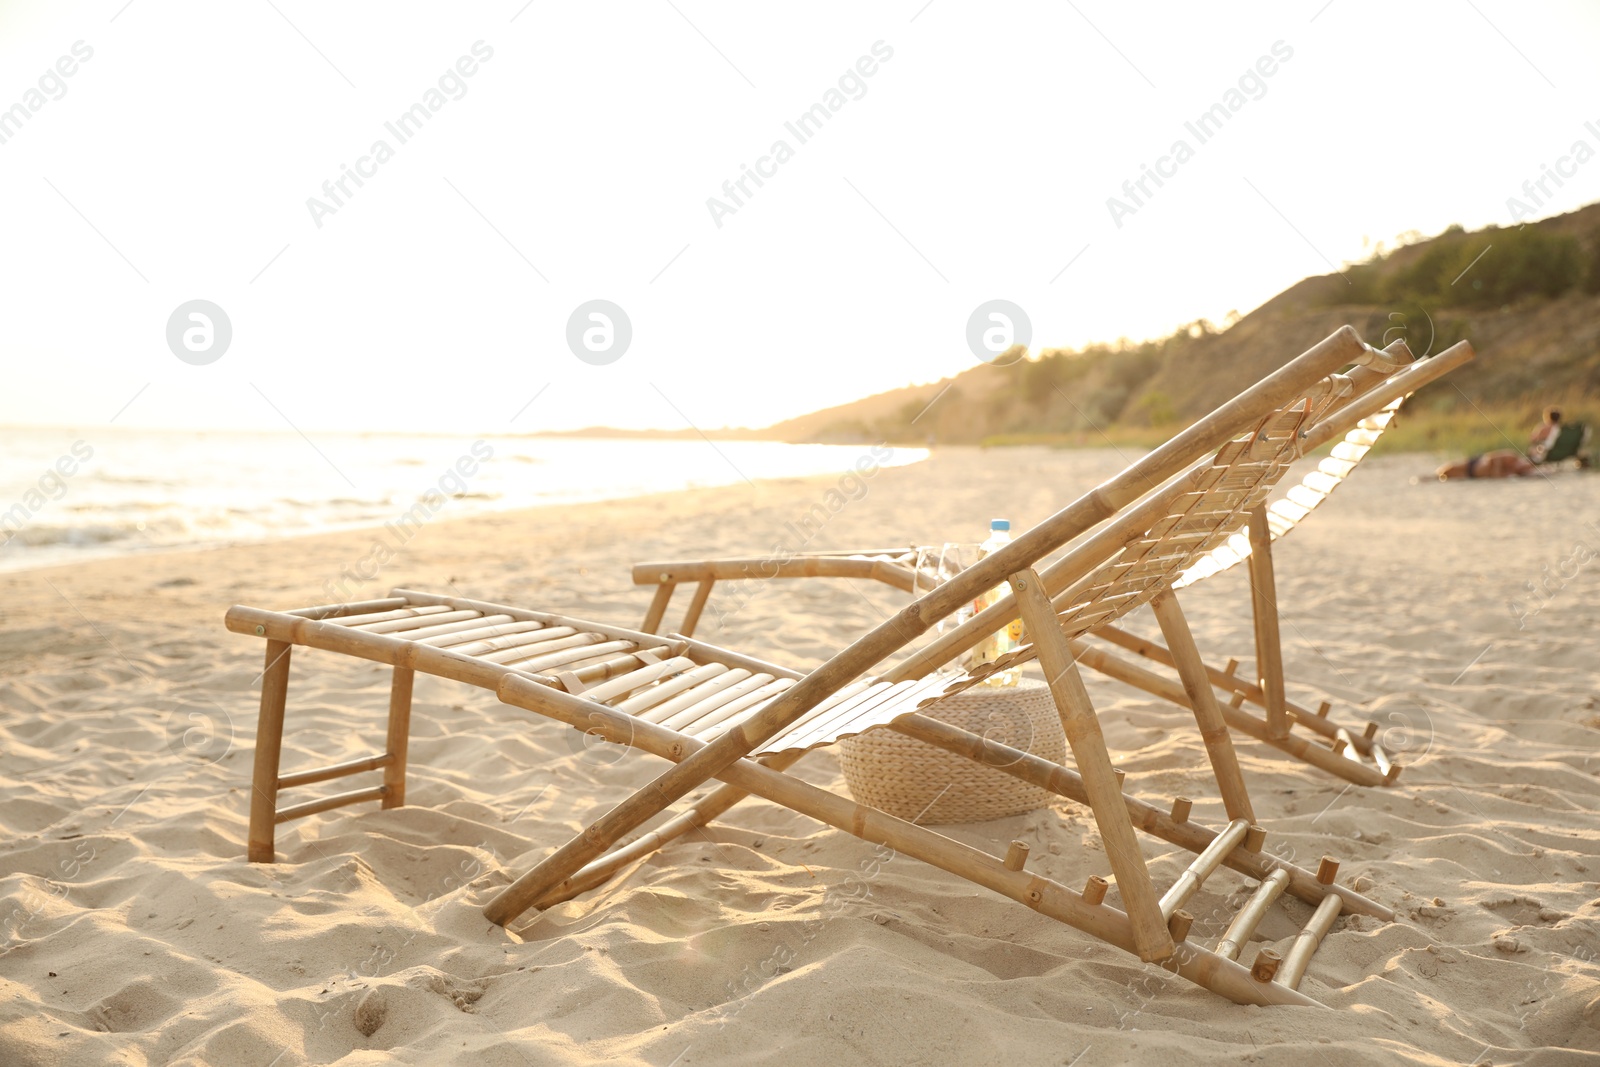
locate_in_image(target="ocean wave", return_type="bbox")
[67,500,177,514]
[0,436,930,571]
[85,473,179,487]
[0,521,149,548]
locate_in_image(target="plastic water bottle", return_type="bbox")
[970,519,1024,686]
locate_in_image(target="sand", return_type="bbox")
[2,446,1598,1066]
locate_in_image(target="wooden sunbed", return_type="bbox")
[228,326,1432,1005]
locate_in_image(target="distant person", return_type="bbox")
[1436,450,1536,480]
[1530,407,1562,463]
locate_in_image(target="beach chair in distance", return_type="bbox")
[631,340,1475,790]
[227,327,1407,1004]
[1532,419,1592,468]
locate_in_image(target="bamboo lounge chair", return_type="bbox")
[630,340,1475,790]
[226,326,1416,1005]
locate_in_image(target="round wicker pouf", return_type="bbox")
[839,679,1065,825]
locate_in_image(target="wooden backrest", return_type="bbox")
[918,388,1321,694]
[1173,339,1475,590]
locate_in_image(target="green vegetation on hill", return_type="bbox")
[766,202,1600,455]
[1339,223,1587,309]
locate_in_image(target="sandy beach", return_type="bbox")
[2,446,1598,1066]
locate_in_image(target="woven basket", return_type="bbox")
[839,680,1065,825]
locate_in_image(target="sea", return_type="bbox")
[0,427,928,573]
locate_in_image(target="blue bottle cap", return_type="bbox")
[991,519,1010,531]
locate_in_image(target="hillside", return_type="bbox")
[764,203,1600,452]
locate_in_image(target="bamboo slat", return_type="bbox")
[472,628,581,663]
[394,614,512,643]
[616,663,731,716]
[1215,869,1291,961]
[659,673,776,733]
[441,621,558,657]
[556,652,671,691]
[421,617,542,647]
[333,604,453,627]
[276,751,393,790]
[275,784,388,824]
[361,609,480,634]
[758,681,910,753]
[287,597,410,620]
[751,675,897,744]
[578,657,698,704]
[1276,893,1343,990]
[636,669,753,724]
[1161,819,1252,919]
[547,648,654,677]
[681,678,794,736]
[393,588,679,648]
[761,674,956,755]
[740,678,876,748]
[513,640,639,674]
[492,633,610,667]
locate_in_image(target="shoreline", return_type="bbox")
[0,440,927,582]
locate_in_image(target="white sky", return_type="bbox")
[3,0,1599,434]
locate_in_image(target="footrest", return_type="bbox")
[1222,854,1350,992]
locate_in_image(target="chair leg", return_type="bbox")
[1245,506,1290,740]
[248,640,293,863]
[1149,590,1256,824]
[383,667,415,809]
[678,579,715,638]
[640,582,676,634]
[1011,569,1175,964]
